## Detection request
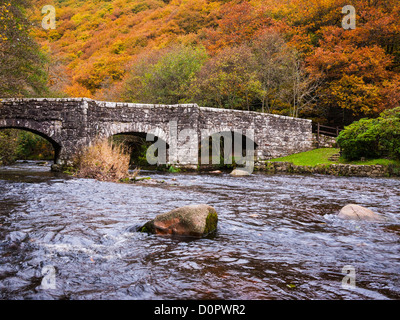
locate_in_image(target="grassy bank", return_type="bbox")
[268,148,400,167]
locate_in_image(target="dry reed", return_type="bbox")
[73,138,137,182]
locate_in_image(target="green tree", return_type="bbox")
[123,44,207,104]
[0,129,19,165]
[0,0,48,98]
[190,45,261,111]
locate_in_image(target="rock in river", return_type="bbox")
[230,169,251,176]
[338,204,388,222]
[139,204,218,238]
[210,170,222,174]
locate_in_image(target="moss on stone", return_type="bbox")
[138,205,218,238]
[139,221,154,233]
[62,166,77,175]
[204,209,218,235]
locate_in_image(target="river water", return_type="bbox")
[0,161,399,300]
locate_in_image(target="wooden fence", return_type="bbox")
[315,123,343,138]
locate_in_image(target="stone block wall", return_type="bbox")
[312,133,338,149]
[255,161,399,177]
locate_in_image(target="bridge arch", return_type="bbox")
[111,130,170,166]
[0,119,62,163]
[101,122,171,165]
[200,126,260,147]
[103,122,169,144]
[199,129,259,165]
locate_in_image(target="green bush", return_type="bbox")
[0,130,19,165]
[337,107,400,160]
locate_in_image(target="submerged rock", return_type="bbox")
[338,204,388,222]
[139,204,218,238]
[6,231,28,243]
[51,164,62,172]
[132,176,152,182]
[210,170,222,174]
[230,169,251,176]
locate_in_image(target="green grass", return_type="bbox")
[269,148,400,167]
[340,158,400,166]
[269,148,339,166]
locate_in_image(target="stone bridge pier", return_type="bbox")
[0,98,313,168]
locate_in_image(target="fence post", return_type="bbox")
[336,127,339,136]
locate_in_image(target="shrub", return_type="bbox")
[336,118,380,160]
[73,138,134,182]
[0,129,19,165]
[337,107,400,160]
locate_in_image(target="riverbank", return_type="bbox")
[254,161,400,178]
[149,162,400,178]
[49,147,400,179]
[256,148,400,178]
[176,148,400,178]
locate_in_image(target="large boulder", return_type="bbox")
[338,204,387,222]
[139,204,218,237]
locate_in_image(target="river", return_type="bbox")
[0,161,399,300]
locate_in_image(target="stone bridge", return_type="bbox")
[0,98,313,167]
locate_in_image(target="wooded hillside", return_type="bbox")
[21,0,400,125]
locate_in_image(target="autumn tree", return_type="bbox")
[204,0,275,55]
[306,24,400,125]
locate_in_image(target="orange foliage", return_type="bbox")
[28,0,400,123]
[65,83,93,99]
[203,1,281,55]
